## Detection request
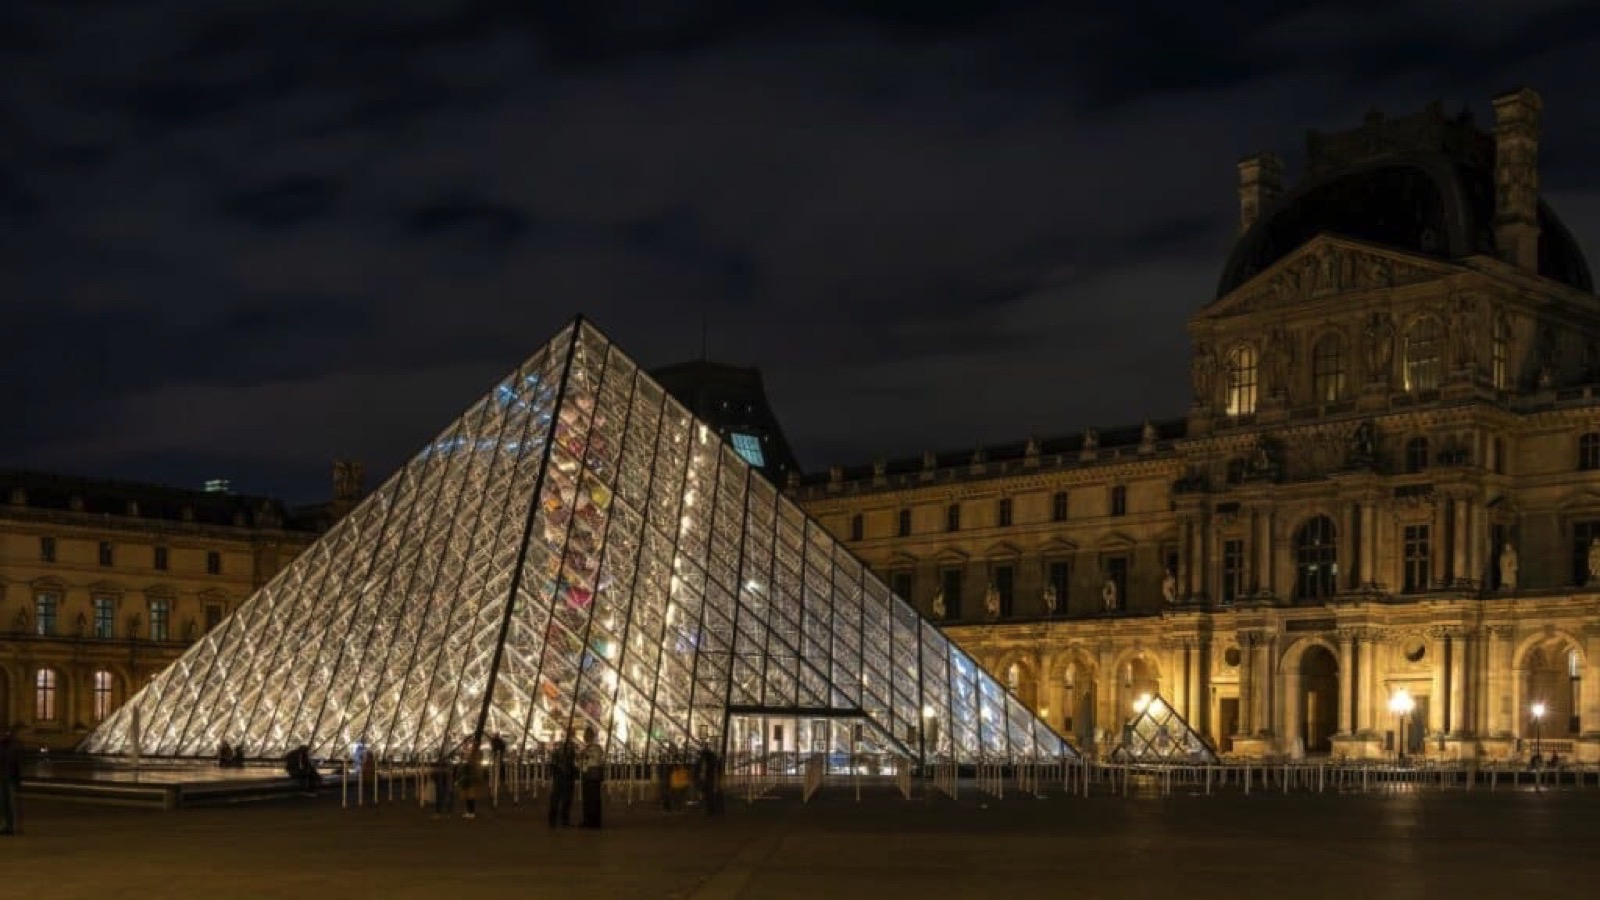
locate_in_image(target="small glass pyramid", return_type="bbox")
[1111,694,1217,763]
[83,318,1070,764]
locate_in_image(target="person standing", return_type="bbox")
[696,742,723,817]
[431,756,453,819]
[0,729,21,835]
[579,726,605,829]
[548,730,577,828]
[457,750,484,819]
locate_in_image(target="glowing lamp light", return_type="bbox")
[922,705,936,720]
[1133,692,1152,714]
[1388,688,1415,716]
[1531,701,1547,720]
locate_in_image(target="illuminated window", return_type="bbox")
[1402,525,1431,593]
[93,670,115,721]
[36,669,58,721]
[1225,345,1258,416]
[94,596,116,639]
[150,598,170,642]
[1312,334,1345,403]
[1293,516,1338,601]
[730,433,765,467]
[1405,318,1442,392]
[1051,492,1068,522]
[35,592,59,636]
[1579,433,1600,471]
[1491,315,1509,390]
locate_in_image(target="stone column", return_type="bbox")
[1342,501,1359,591]
[1254,511,1270,595]
[1337,632,1355,734]
[1360,502,1377,588]
[1486,626,1511,735]
[1182,519,1197,597]
[1187,642,1203,725]
[1238,633,1256,734]
[1430,633,1448,735]
[1357,634,1376,732]
[1584,627,1600,736]
[1449,632,1469,736]
[1255,637,1273,735]
[1451,499,1469,585]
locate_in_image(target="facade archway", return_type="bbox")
[1299,645,1339,753]
[1518,636,1583,744]
[1113,650,1162,725]
[1049,652,1098,748]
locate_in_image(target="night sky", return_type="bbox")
[6,2,1600,504]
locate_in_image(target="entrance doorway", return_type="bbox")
[1300,645,1339,754]
[1218,697,1239,753]
[725,712,906,775]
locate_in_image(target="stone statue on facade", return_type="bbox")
[1264,326,1293,395]
[1162,568,1179,605]
[1141,421,1158,449]
[1083,429,1099,452]
[1365,312,1394,381]
[1347,420,1376,466]
[1101,578,1119,612]
[1588,538,1600,585]
[931,589,946,621]
[984,583,1001,619]
[1042,583,1058,616]
[1499,541,1518,590]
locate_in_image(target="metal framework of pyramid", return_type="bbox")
[84,319,1070,764]
[1111,694,1217,763]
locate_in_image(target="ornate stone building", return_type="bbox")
[792,89,1600,762]
[0,469,336,750]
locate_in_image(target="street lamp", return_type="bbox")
[1388,689,1415,763]
[1530,702,1547,758]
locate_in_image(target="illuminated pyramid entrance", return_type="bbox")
[84,319,1069,764]
[1111,694,1216,763]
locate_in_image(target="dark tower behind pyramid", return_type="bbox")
[83,318,1066,763]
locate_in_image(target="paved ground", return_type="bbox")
[4,783,1598,899]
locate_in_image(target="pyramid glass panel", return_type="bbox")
[83,318,1071,763]
[1111,694,1218,763]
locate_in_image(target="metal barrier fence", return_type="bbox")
[333,753,1600,810]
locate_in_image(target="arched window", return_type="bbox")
[1491,315,1510,390]
[1405,317,1442,392]
[1225,345,1258,416]
[1293,515,1338,601]
[1405,437,1431,474]
[36,668,59,721]
[1579,433,1600,471]
[1312,333,1345,403]
[93,670,115,721]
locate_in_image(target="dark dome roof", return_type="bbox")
[1216,122,1592,299]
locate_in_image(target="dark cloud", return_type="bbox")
[3,0,1599,501]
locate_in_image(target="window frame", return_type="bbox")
[35,591,59,636]
[1222,539,1247,605]
[897,508,912,537]
[1579,433,1600,471]
[1050,491,1069,522]
[98,540,114,567]
[1405,437,1431,474]
[206,550,222,575]
[945,503,961,533]
[40,535,57,563]
[1225,344,1259,416]
[1110,486,1127,517]
[997,497,1013,528]
[154,545,169,571]
[35,668,59,722]
[1311,333,1345,403]
[92,670,115,722]
[849,514,864,542]
[93,595,117,639]
[149,597,171,642]
[1404,316,1443,392]
[1293,515,1339,602]
[1402,524,1432,593]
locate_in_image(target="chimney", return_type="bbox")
[1492,88,1542,272]
[1237,153,1284,233]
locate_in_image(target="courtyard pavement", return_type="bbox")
[2,783,1596,899]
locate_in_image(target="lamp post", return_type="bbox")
[1388,689,1414,763]
[1530,702,1546,758]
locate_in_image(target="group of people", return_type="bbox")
[216,741,249,768]
[545,726,607,828]
[657,742,724,816]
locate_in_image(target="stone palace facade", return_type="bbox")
[792,89,1600,762]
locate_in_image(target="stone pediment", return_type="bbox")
[1203,236,1458,318]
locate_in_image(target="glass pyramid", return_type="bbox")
[1111,694,1217,763]
[83,319,1070,764]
